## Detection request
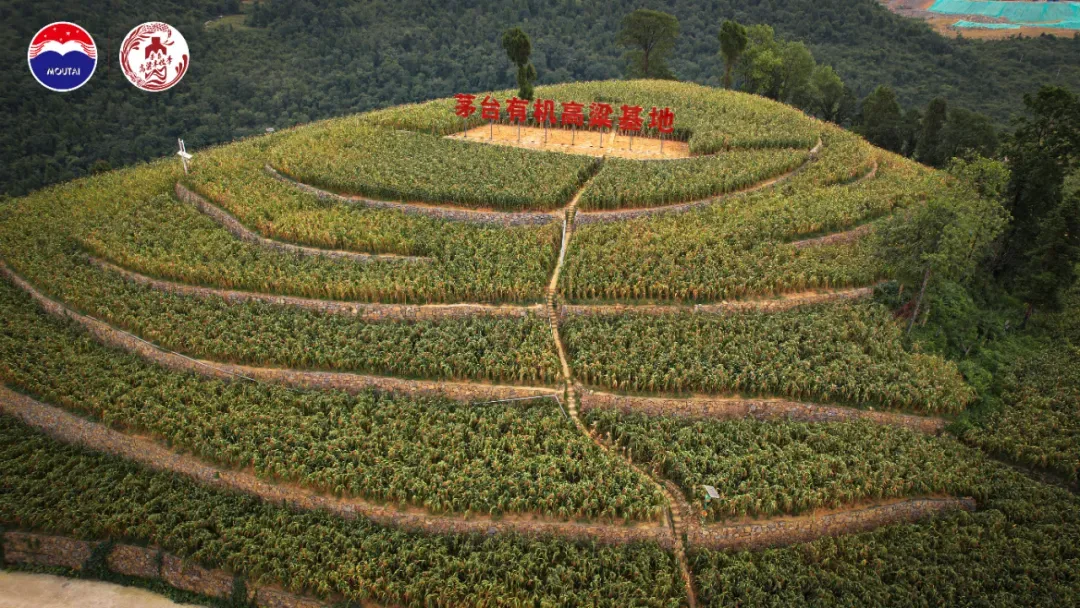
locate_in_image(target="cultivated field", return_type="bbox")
[0,80,1076,608]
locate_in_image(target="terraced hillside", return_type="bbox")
[1,80,1077,608]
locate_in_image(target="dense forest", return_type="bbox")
[2,0,1080,195]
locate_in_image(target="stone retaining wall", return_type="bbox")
[174,184,427,263]
[3,531,93,570]
[578,387,946,435]
[560,287,873,317]
[687,497,976,550]
[2,531,326,608]
[265,165,557,226]
[106,544,160,579]
[90,257,543,321]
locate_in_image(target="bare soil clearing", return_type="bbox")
[0,572,198,608]
[449,124,691,159]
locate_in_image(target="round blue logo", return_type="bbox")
[27,22,97,92]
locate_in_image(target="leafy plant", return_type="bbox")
[562,129,897,302]
[563,301,974,414]
[690,463,1080,606]
[0,415,686,607]
[586,410,985,519]
[577,148,808,210]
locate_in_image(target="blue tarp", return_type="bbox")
[930,0,1080,28]
[952,19,1021,28]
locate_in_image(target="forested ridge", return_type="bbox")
[3,0,1080,196]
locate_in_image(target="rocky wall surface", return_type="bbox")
[106,544,160,579]
[2,531,93,570]
[1,531,326,608]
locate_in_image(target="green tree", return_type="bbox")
[902,107,923,158]
[998,86,1080,318]
[737,25,784,99]
[916,97,948,167]
[718,20,748,89]
[1011,194,1080,319]
[501,27,536,100]
[737,25,817,108]
[778,41,816,106]
[809,65,845,123]
[89,159,112,175]
[617,9,680,79]
[857,86,906,154]
[938,108,998,162]
[876,156,1010,333]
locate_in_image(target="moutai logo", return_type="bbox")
[27,22,97,92]
[119,22,189,92]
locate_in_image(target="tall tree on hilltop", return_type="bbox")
[903,107,923,158]
[617,9,679,79]
[998,86,1080,319]
[737,25,817,106]
[502,27,536,100]
[718,20,747,89]
[809,65,847,123]
[916,97,948,167]
[857,86,908,154]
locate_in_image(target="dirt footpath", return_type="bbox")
[0,571,201,608]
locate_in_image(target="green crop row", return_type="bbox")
[561,236,878,303]
[3,150,558,304]
[585,409,984,520]
[690,464,1080,606]
[960,343,1080,484]
[268,120,598,211]
[563,302,974,414]
[785,126,876,188]
[577,148,809,210]
[0,219,560,385]
[0,277,661,520]
[0,414,686,607]
[561,143,931,303]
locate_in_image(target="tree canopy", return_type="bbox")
[998,87,1080,315]
[617,9,680,79]
[718,20,748,89]
[875,156,1011,331]
[502,27,536,100]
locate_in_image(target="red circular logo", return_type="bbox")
[119,22,189,92]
